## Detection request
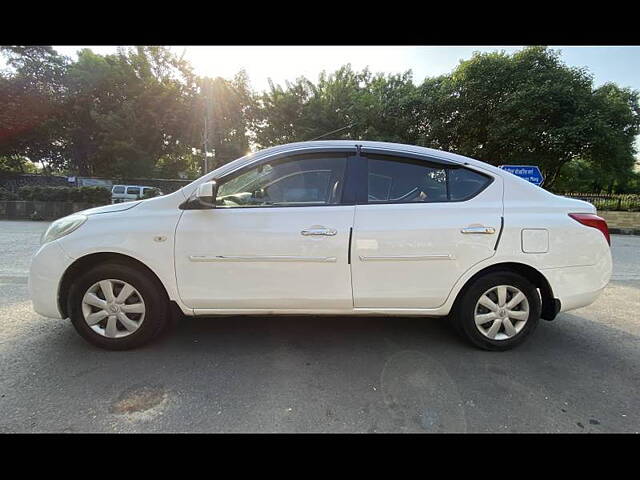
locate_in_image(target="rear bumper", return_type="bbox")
[28,241,74,319]
[557,286,606,312]
[541,256,612,314]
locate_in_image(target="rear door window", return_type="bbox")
[366,155,448,203]
[365,154,492,203]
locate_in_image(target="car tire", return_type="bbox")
[452,271,541,351]
[67,262,169,350]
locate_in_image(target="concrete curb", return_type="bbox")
[609,227,640,236]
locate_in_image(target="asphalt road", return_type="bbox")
[0,220,638,433]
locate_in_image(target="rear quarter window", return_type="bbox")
[448,168,492,201]
[112,186,125,194]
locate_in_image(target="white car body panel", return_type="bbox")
[28,240,75,318]
[174,205,355,310]
[29,140,612,323]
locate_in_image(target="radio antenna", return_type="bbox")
[309,123,358,141]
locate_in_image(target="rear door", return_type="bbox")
[351,151,503,309]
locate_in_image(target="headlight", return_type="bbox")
[41,214,87,245]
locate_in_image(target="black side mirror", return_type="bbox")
[179,180,218,210]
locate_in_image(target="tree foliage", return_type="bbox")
[62,47,198,177]
[0,46,70,172]
[1,46,638,192]
[409,47,639,189]
[0,155,39,173]
[195,72,252,169]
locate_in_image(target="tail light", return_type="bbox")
[569,213,610,246]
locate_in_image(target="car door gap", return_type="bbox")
[348,226,353,264]
[494,216,505,250]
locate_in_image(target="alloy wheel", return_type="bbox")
[474,285,530,340]
[81,279,145,338]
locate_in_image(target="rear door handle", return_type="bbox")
[461,226,495,234]
[301,226,337,236]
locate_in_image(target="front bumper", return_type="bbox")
[28,241,74,318]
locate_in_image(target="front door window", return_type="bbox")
[216,154,347,207]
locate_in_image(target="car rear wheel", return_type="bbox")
[453,271,541,351]
[68,262,169,350]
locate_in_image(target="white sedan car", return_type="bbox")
[29,141,612,351]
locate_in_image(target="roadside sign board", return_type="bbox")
[499,165,544,186]
[77,177,113,188]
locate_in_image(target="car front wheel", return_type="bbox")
[68,262,169,350]
[453,271,541,351]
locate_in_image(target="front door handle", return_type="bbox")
[461,226,496,234]
[301,226,337,236]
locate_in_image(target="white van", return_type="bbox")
[111,185,159,204]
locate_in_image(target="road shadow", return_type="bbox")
[3,310,639,433]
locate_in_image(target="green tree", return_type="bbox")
[195,72,252,171]
[251,77,313,147]
[411,47,639,190]
[0,155,39,173]
[63,46,197,178]
[154,151,202,179]
[581,84,640,192]
[0,46,70,172]
[358,70,419,143]
[252,65,418,147]
[301,66,371,141]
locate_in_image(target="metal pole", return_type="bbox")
[203,109,209,174]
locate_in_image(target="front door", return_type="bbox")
[351,152,503,309]
[174,152,355,310]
